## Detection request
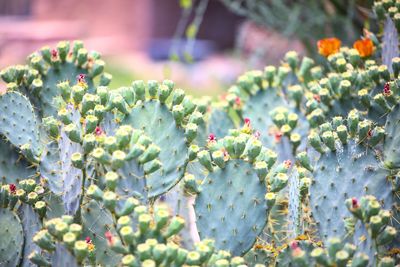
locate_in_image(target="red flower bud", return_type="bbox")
[95,126,104,136]
[290,240,298,250]
[274,131,283,142]
[208,133,216,142]
[284,160,292,169]
[105,231,113,245]
[351,197,359,209]
[367,129,372,138]
[51,49,58,59]
[77,74,86,84]
[383,82,391,96]
[235,97,241,106]
[9,184,16,194]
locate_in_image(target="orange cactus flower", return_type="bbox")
[353,39,375,58]
[317,38,341,57]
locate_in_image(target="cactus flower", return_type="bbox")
[317,38,341,57]
[353,39,375,58]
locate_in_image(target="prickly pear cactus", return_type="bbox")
[383,103,400,168]
[122,80,202,197]
[81,200,121,266]
[0,140,35,185]
[40,138,83,215]
[306,112,398,259]
[0,91,41,160]
[1,2,400,264]
[18,205,42,267]
[226,63,310,161]
[207,105,235,140]
[195,159,268,255]
[0,208,24,267]
[382,17,399,71]
[192,129,289,255]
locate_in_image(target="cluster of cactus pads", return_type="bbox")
[1,1,400,266]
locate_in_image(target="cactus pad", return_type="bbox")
[123,100,188,197]
[0,91,41,157]
[310,142,394,241]
[0,140,35,185]
[384,104,400,168]
[0,208,24,267]
[40,134,83,215]
[208,108,235,139]
[82,199,121,266]
[194,160,268,255]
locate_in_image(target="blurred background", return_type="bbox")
[0,0,374,97]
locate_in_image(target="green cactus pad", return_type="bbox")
[0,139,35,185]
[51,244,79,267]
[39,64,92,117]
[382,17,399,71]
[82,199,121,266]
[242,89,286,148]
[123,100,188,197]
[288,170,301,238]
[40,135,83,215]
[275,240,317,266]
[208,108,235,140]
[0,91,41,156]
[18,205,42,267]
[194,160,268,256]
[310,141,394,242]
[264,192,290,245]
[0,208,24,267]
[244,248,274,266]
[384,104,400,168]
[44,193,65,219]
[118,160,147,200]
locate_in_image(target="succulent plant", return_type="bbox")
[0,1,399,266]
